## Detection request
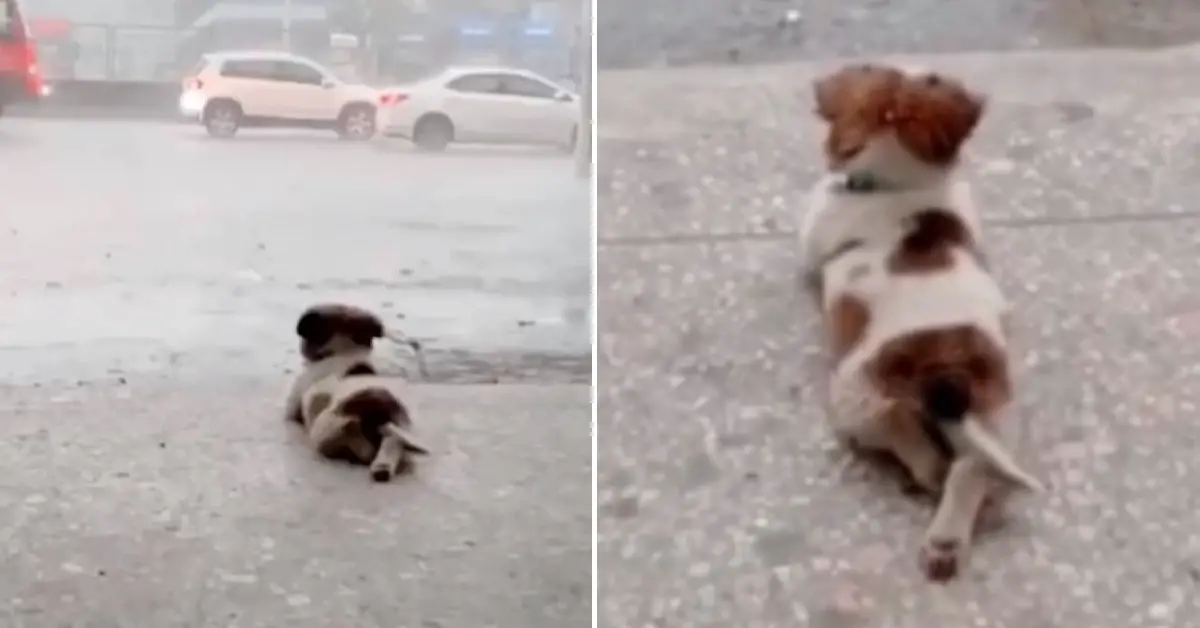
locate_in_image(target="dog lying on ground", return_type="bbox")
[798,63,1044,581]
[284,303,427,482]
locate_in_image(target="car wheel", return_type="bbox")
[412,114,453,152]
[204,100,241,138]
[561,125,579,153]
[337,104,376,141]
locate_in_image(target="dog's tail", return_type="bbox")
[384,329,429,380]
[920,374,1044,492]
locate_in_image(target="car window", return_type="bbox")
[501,75,558,99]
[446,74,502,94]
[189,56,211,76]
[0,0,20,39]
[274,61,325,85]
[220,59,275,80]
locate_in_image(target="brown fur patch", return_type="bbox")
[812,64,985,168]
[865,324,1010,420]
[827,294,871,363]
[888,208,976,273]
[337,386,407,450]
[296,303,385,347]
[337,387,403,424]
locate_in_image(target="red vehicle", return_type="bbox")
[0,0,43,117]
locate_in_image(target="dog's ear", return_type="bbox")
[813,63,883,122]
[343,310,385,347]
[296,308,332,344]
[894,73,986,165]
[298,304,384,347]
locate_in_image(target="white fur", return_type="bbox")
[832,130,949,188]
[800,132,1036,578]
[801,171,1006,441]
[799,133,980,270]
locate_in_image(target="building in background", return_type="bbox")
[18,0,581,83]
[23,0,177,81]
[176,0,332,73]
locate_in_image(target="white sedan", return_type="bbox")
[376,66,579,152]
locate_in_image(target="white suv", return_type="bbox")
[179,50,379,140]
[377,66,579,152]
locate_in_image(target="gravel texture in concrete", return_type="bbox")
[597,44,1200,626]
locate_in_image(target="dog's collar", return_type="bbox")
[837,171,892,193]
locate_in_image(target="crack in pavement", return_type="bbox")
[599,208,1200,247]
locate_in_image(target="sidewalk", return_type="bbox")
[597,44,1200,626]
[0,380,590,627]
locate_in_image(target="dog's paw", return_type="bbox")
[370,465,393,483]
[919,536,966,582]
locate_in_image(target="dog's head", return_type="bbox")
[295,303,385,362]
[813,63,985,184]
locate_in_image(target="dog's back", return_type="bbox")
[833,207,1006,377]
[801,174,982,304]
[285,350,376,425]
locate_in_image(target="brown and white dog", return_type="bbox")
[284,303,428,482]
[798,64,1044,580]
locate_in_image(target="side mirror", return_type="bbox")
[321,80,336,89]
[554,91,574,102]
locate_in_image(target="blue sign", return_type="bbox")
[522,21,555,38]
[457,17,495,38]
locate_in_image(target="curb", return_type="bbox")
[5,105,185,122]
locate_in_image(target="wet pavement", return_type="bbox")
[598,0,1200,68]
[0,120,591,386]
[0,119,591,626]
[596,39,1200,628]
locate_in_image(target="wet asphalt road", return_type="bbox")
[597,1,1200,626]
[0,120,590,386]
[0,119,591,627]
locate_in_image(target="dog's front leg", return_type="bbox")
[919,455,992,581]
[369,433,405,482]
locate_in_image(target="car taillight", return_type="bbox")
[379,93,408,107]
[20,42,42,97]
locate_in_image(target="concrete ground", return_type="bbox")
[596,29,1200,628]
[0,121,591,627]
